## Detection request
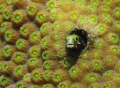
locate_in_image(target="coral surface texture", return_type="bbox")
[0,0,120,88]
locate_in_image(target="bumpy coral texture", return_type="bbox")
[0,0,120,88]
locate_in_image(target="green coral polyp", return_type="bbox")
[28,58,38,66]
[61,60,70,68]
[89,15,98,25]
[50,9,56,20]
[58,52,64,58]
[93,39,105,49]
[110,45,120,55]
[30,32,39,42]
[90,0,99,6]
[3,46,10,57]
[0,4,5,13]
[58,12,66,20]
[36,11,48,24]
[113,7,120,19]
[100,5,110,13]
[46,0,56,11]
[87,73,98,82]
[23,73,31,83]
[12,52,26,64]
[40,23,48,32]
[30,49,39,57]
[92,60,102,71]
[27,4,36,16]
[32,69,42,82]
[42,51,50,60]
[5,30,12,41]
[29,46,40,58]
[12,11,23,23]
[115,21,120,29]
[44,70,51,81]
[114,74,120,80]
[1,22,8,33]
[53,21,61,29]
[15,81,24,88]
[66,22,74,29]
[100,13,112,24]
[3,9,11,20]
[43,61,51,69]
[87,5,97,13]
[53,73,62,82]
[58,83,66,88]
[41,38,48,49]
[14,65,23,76]
[109,33,119,44]
[6,0,12,5]
[0,76,8,87]
[3,64,8,71]
[103,0,112,5]
[55,43,61,48]
[97,23,108,36]
[70,68,78,75]
[70,11,78,20]
[16,39,24,49]
[78,16,86,24]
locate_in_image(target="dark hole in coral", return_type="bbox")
[65,29,88,66]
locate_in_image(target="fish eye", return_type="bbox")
[76,38,78,40]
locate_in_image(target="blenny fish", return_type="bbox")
[65,29,88,65]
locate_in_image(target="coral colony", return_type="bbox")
[0,0,120,88]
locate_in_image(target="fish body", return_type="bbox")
[65,29,88,65]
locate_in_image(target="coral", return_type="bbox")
[13,65,27,81]
[53,69,69,84]
[28,45,41,58]
[43,70,53,82]
[15,38,29,52]
[5,29,20,43]
[27,58,42,71]
[12,51,28,65]
[29,31,41,45]
[31,68,44,84]
[0,75,13,87]
[12,10,28,27]
[2,61,16,75]
[0,22,12,36]
[0,0,120,88]
[26,2,44,20]
[69,65,84,81]
[3,45,16,59]
[3,6,13,21]
[57,80,71,88]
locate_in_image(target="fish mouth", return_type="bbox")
[67,44,75,48]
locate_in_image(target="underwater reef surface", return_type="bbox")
[0,0,120,88]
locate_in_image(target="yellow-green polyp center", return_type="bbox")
[3,64,8,70]
[5,31,11,40]
[13,12,22,22]
[21,28,29,35]
[71,68,78,74]
[15,66,23,75]
[15,54,22,60]
[31,33,38,41]
[29,59,37,65]
[27,5,36,15]
[54,74,61,81]
[1,78,7,84]
[88,75,97,81]
[94,62,100,67]
[4,47,9,56]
